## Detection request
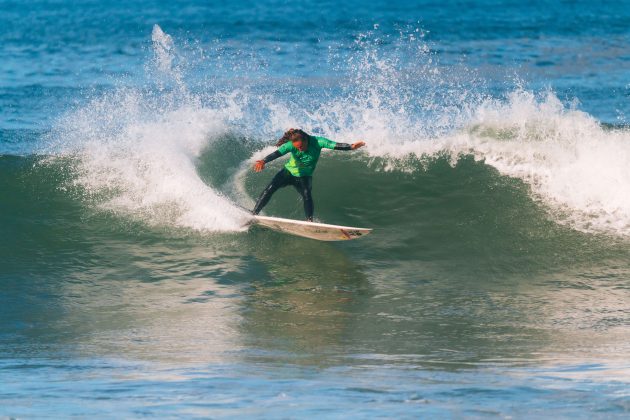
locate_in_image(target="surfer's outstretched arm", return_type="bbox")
[262,150,283,162]
[334,141,365,151]
[254,150,286,172]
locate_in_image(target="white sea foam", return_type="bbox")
[303,89,630,236]
[457,91,630,235]
[52,90,248,231]
[46,26,250,232]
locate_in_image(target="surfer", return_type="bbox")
[252,128,365,221]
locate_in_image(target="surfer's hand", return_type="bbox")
[351,141,366,150]
[254,160,266,172]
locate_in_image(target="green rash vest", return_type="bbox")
[277,136,337,177]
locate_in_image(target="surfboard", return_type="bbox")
[251,215,372,241]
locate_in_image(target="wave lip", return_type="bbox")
[455,91,630,236]
[364,90,630,237]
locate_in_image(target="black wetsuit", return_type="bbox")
[253,142,352,220]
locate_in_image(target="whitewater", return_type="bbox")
[42,25,630,237]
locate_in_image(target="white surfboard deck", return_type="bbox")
[251,215,372,241]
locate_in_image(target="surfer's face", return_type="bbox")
[292,137,308,151]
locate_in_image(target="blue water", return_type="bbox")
[3,0,629,132]
[1,0,630,417]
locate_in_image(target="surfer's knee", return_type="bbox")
[297,177,312,195]
[298,184,311,200]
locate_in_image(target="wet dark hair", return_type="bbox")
[275,128,311,147]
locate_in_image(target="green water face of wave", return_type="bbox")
[3,150,630,277]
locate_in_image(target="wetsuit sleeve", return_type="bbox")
[262,150,282,163]
[262,142,292,163]
[334,143,352,150]
[315,136,337,150]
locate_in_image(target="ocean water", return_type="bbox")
[1,0,630,417]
